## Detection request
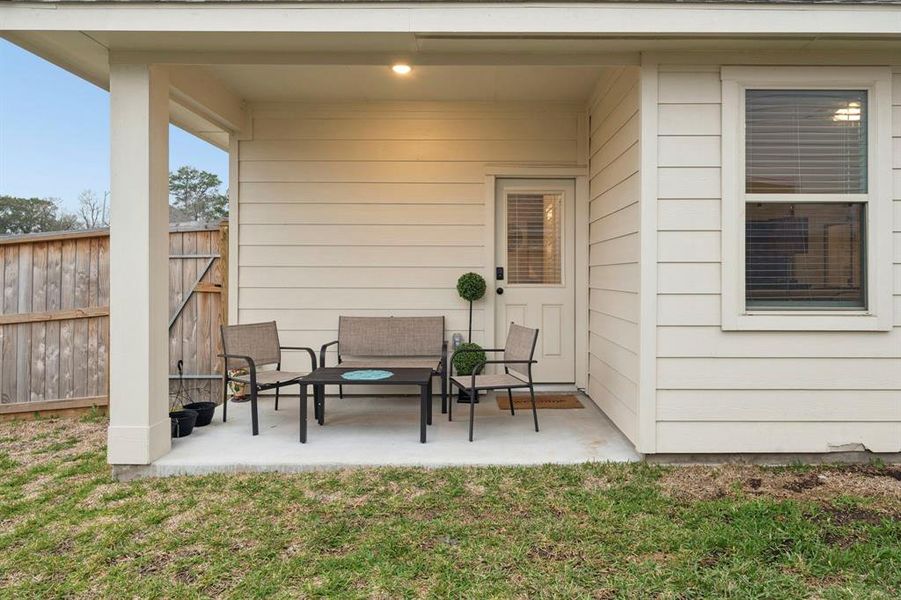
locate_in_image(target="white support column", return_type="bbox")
[107,63,172,465]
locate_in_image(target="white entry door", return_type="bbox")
[495,178,575,383]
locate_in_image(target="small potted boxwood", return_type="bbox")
[453,342,486,404]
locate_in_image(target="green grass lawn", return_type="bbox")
[0,415,898,599]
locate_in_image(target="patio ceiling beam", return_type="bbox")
[4,3,901,35]
[169,102,230,152]
[167,66,247,135]
[109,50,641,67]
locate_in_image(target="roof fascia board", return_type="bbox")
[3,3,901,35]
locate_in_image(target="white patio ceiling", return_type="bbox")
[206,64,608,103]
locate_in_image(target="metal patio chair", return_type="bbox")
[219,321,317,436]
[449,323,540,442]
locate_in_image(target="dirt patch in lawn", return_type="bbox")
[821,505,887,527]
[816,505,895,549]
[658,464,901,513]
[0,418,106,468]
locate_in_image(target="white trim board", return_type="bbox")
[6,4,901,34]
[228,134,240,325]
[637,58,659,454]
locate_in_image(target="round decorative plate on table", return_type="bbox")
[341,369,394,381]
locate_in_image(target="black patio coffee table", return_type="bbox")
[297,367,435,444]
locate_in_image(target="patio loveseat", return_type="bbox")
[319,316,449,413]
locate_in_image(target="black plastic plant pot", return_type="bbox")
[457,388,479,404]
[170,409,199,438]
[183,402,216,427]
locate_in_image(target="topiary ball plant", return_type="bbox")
[456,272,486,302]
[453,342,487,376]
[456,272,486,342]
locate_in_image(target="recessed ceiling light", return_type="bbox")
[392,64,412,75]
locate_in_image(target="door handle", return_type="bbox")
[496,287,504,295]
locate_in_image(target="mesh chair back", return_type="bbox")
[221,321,281,370]
[338,316,444,357]
[504,323,539,378]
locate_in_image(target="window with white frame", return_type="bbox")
[720,67,893,331]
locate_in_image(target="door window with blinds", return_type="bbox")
[505,192,564,285]
[743,88,869,310]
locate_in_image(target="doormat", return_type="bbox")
[496,394,584,410]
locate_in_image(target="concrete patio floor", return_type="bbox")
[145,392,640,476]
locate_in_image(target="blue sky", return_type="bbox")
[0,39,228,213]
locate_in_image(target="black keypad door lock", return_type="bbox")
[496,267,504,281]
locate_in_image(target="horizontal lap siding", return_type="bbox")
[654,67,901,454]
[238,102,581,374]
[587,67,641,444]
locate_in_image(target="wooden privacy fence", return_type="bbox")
[168,223,228,406]
[0,222,228,417]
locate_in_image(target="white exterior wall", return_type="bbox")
[235,102,584,374]
[586,67,642,445]
[653,65,901,454]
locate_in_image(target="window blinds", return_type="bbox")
[745,90,868,194]
[506,193,563,285]
[745,202,865,309]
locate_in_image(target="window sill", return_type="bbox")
[723,312,892,332]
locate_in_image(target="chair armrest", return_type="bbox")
[449,347,505,372]
[280,346,317,372]
[480,359,536,365]
[449,347,503,360]
[469,359,490,390]
[218,353,258,386]
[319,340,339,368]
[467,358,535,372]
[462,358,536,389]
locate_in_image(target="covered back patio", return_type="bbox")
[9,2,898,470]
[67,30,652,472]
